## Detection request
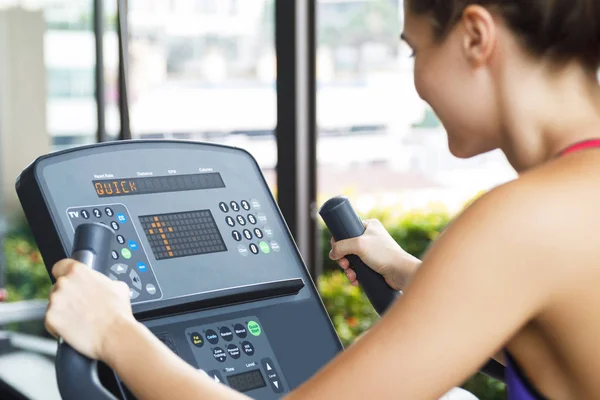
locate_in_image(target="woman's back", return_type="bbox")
[502,148,600,398]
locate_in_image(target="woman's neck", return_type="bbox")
[498,62,600,173]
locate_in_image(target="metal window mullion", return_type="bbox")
[94,0,106,143]
[117,0,131,140]
[275,0,319,278]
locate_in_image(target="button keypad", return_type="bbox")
[186,316,287,395]
[218,199,278,257]
[67,204,162,303]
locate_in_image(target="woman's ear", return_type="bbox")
[460,5,497,67]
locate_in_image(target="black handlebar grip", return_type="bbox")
[319,196,399,315]
[55,222,117,400]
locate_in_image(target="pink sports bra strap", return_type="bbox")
[558,139,600,157]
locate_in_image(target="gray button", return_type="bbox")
[111,263,128,275]
[109,273,118,281]
[237,244,248,256]
[146,283,156,295]
[129,269,142,290]
[251,199,261,210]
[270,241,280,252]
[129,288,140,300]
[257,213,267,224]
[263,227,273,238]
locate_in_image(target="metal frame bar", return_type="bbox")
[0,300,48,326]
[117,0,131,141]
[94,0,106,143]
[275,0,320,278]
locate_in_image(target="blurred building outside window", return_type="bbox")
[316,0,517,215]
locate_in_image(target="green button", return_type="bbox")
[247,321,261,336]
[259,241,270,254]
[121,248,132,259]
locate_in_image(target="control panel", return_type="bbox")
[16,140,343,399]
[185,316,286,396]
[30,142,301,305]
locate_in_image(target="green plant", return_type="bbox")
[4,233,50,303]
[317,270,379,346]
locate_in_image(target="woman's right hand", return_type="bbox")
[329,219,421,291]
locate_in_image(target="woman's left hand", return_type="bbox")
[45,259,135,361]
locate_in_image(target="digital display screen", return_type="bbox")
[93,173,225,198]
[139,210,227,260]
[226,369,266,393]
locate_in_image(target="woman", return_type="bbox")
[46,0,600,398]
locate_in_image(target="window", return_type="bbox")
[128,0,277,189]
[317,0,516,214]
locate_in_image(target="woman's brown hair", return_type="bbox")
[409,0,600,71]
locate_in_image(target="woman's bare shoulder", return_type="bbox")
[473,152,600,216]
[456,152,600,274]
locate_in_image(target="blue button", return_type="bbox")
[117,213,127,224]
[137,262,147,272]
[128,240,138,251]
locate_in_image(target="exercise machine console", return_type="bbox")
[16,140,342,399]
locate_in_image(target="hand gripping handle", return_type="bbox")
[55,222,117,400]
[319,196,399,315]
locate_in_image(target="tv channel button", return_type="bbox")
[121,248,132,260]
[129,269,142,290]
[129,288,140,300]
[146,283,156,295]
[110,263,128,275]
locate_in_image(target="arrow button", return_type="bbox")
[207,370,224,385]
[261,358,283,393]
[110,263,128,275]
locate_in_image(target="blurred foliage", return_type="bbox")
[4,228,50,303]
